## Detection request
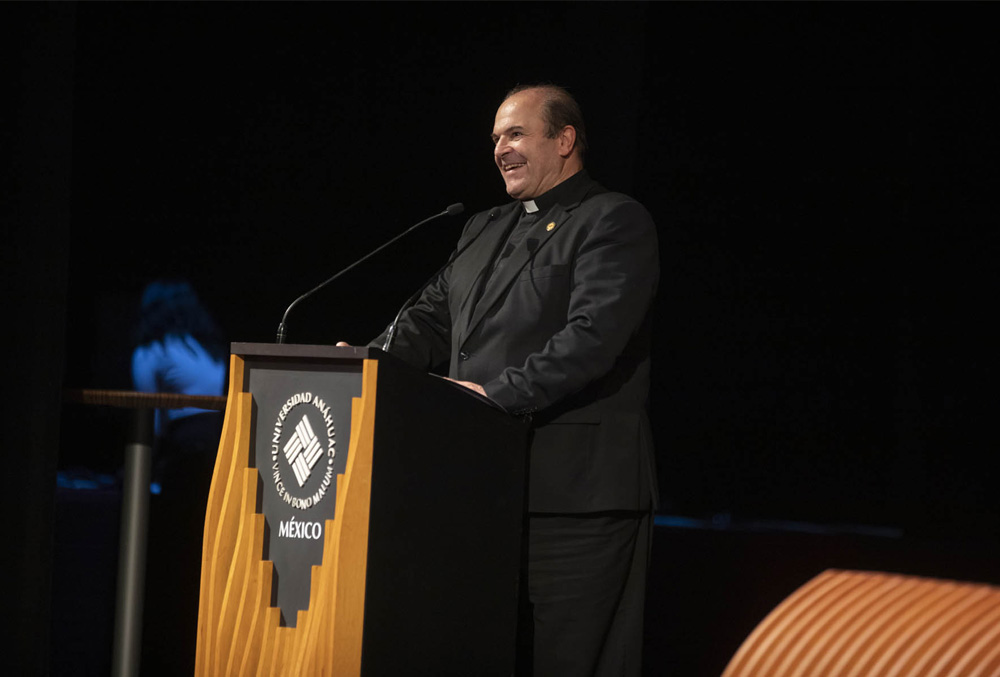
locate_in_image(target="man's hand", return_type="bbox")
[445,378,487,398]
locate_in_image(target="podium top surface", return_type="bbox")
[231,342,377,362]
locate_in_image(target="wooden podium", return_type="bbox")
[195,343,529,676]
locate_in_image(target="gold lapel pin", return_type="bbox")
[546,222,556,232]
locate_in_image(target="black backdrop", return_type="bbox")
[5,3,999,674]
[59,2,999,534]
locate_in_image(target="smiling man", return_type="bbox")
[374,84,659,676]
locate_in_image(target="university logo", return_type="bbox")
[285,415,325,486]
[270,392,336,511]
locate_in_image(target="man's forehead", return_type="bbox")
[493,93,544,132]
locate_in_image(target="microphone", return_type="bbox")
[276,203,465,343]
[382,208,498,353]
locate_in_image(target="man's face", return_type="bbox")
[491,90,567,200]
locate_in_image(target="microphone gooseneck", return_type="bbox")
[382,207,496,353]
[276,203,465,344]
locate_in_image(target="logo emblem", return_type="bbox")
[284,415,325,486]
[270,392,336,511]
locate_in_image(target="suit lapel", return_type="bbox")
[459,203,571,347]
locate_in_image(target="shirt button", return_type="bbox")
[459,351,470,361]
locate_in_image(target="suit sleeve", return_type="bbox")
[369,266,453,371]
[481,199,659,414]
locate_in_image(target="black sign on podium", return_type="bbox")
[249,359,363,625]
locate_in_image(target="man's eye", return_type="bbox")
[511,131,523,138]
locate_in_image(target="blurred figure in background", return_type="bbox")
[131,279,227,493]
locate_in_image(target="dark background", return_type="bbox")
[4,3,998,675]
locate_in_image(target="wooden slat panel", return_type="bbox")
[286,361,378,676]
[330,384,377,675]
[725,571,860,675]
[956,610,1000,677]
[214,469,259,674]
[846,580,960,677]
[723,569,1000,677]
[852,579,969,676]
[816,575,924,675]
[221,488,266,675]
[255,607,281,677]
[239,559,274,675]
[195,356,378,676]
[920,594,1000,675]
[893,588,997,675]
[789,572,903,676]
[196,354,247,676]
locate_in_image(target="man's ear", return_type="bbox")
[557,125,577,158]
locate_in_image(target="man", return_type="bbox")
[374,84,659,675]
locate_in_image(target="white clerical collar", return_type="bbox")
[522,199,539,214]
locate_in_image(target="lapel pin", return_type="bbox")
[546,222,556,232]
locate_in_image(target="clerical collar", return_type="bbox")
[519,170,589,214]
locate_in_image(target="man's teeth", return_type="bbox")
[504,163,525,171]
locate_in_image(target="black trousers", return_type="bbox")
[518,510,651,677]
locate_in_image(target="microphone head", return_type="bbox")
[445,203,465,216]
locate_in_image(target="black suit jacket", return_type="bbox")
[377,172,659,513]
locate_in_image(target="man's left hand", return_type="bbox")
[445,378,487,397]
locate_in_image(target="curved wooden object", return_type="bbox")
[723,569,1000,677]
[195,354,378,676]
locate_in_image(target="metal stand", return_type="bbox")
[111,408,153,677]
[62,389,226,675]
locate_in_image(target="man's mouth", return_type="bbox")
[499,151,527,173]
